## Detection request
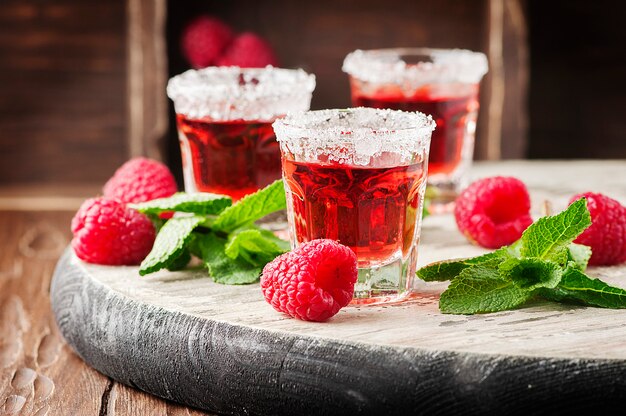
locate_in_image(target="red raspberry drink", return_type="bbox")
[167,67,315,200]
[176,116,280,200]
[283,160,425,263]
[343,48,488,211]
[351,85,478,177]
[273,108,435,304]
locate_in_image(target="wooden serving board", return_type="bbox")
[50,161,626,415]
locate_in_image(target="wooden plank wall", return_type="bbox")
[165,0,516,181]
[0,0,533,193]
[127,0,168,161]
[0,0,127,187]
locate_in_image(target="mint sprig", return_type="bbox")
[539,268,626,308]
[138,181,288,285]
[191,232,263,285]
[518,198,591,263]
[417,249,509,282]
[439,265,532,314]
[131,192,232,216]
[417,198,626,314]
[225,228,290,267]
[139,215,206,275]
[212,180,286,233]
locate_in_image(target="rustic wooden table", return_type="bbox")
[1,160,625,415]
[0,215,213,414]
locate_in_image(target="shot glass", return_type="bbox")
[273,108,435,304]
[167,66,316,201]
[343,48,488,211]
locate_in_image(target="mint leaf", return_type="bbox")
[224,228,288,267]
[499,258,562,290]
[256,227,291,252]
[518,198,591,264]
[166,248,191,271]
[416,248,511,282]
[139,215,206,276]
[193,233,261,284]
[212,180,286,233]
[541,268,626,308]
[567,243,592,270]
[131,192,232,216]
[439,265,532,314]
[416,199,608,315]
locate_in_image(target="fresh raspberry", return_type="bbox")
[569,192,626,266]
[454,176,533,249]
[103,157,177,204]
[261,239,357,322]
[71,197,156,265]
[216,32,279,68]
[181,15,234,68]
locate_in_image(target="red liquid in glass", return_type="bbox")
[176,115,281,200]
[282,159,425,265]
[352,87,478,175]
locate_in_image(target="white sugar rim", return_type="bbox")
[342,48,488,85]
[273,108,435,165]
[167,66,316,121]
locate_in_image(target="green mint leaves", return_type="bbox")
[139,215,206,275]
[131,192,232,216]
[138,180,288,284]
[417,198,626,314]
[439,265,532,314]
[540,268,626,308]
[212,180,286,233]
[517,198,591,263]
[191,232,266,285]
[225,228,290,267]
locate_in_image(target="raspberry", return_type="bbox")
[216,32,279,68]
[103,157,177,204]
[181,15,234,68]
[261,239,357,322]
[71,197,156,265]
[454,176,533,249]
[569,192,626,266]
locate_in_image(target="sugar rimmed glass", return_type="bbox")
[273,108,435,304]
[343,48,488,211]
[167,66,316,201]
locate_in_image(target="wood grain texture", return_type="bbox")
[479,0,528,160]
[0,0,128,186]
[0,210,213,415]
[50,161,626,415]
[127,0,168,161]
[165,0,525,182]
[0,183,101,211]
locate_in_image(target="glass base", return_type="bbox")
[350,255,413,306]
[426,181,461,214]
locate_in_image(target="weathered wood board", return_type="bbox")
[50,161,626,415]
[0,210,212,415]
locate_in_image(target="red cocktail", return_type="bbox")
[351,84,478,176]
[167,67,316,200]
[343,49,488,209]
[273,108,435,304]
[176,116,280,200]
[282,160,425,262]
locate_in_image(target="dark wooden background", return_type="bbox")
[165,0,497,183]
[0,0,624,195]
[0,0,127,186]
[527,1,626,159]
